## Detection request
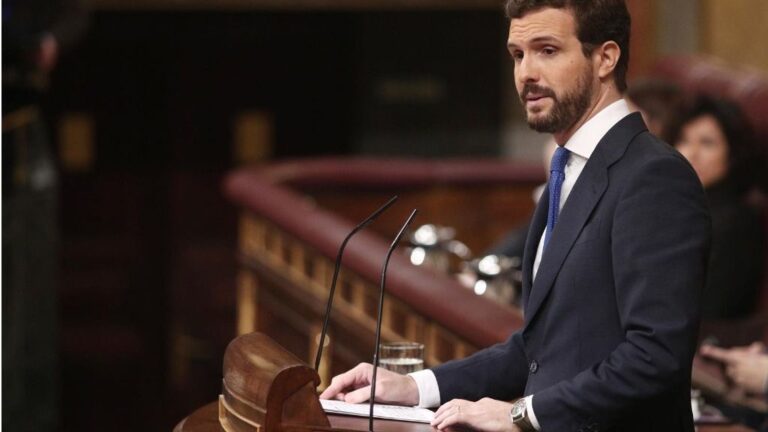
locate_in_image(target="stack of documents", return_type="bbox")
[320,399,435,424]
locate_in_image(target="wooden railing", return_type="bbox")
[224,158,544,387]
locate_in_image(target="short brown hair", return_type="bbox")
[505,0,631,92]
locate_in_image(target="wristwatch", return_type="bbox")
[510,399,535,432]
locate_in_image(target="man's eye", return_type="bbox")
[542,47,556,55]
[512,51,524,61]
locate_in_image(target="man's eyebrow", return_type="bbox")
[507,36,562,49]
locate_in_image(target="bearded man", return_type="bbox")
[320,1,711,431]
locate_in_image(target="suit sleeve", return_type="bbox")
[532,153,711,431]
[432,330,529,403]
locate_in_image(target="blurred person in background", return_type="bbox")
[701,342,768,397]
[670,95,766,321]
[3,0,88,110]
[3,1,87,431]
[700,342,768,430]
[625,77,685,142]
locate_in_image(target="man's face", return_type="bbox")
[507,7,596,134]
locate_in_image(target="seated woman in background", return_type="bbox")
[671,95,766,321]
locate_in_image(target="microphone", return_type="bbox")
[368,209,418,432]
[313,195,399,373]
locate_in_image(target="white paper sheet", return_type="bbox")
[320,399,435,424]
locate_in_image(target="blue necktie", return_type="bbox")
[545,147,570,248]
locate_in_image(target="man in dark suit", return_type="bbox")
[320,1,711,431]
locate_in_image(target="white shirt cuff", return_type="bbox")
[407,369,538,429]
[525,395,541,430]
[408,369,441,408]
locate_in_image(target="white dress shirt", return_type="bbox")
[410,99,633,430]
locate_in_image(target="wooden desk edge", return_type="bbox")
[175,401,756,432]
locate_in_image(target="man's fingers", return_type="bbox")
[344,385,372,404]
[318,386,338,400]
[433,401,457,419]
[322,363,420,406]
[431,407,448,426]
[319,363,371,400]
[319,375,351,400]
[431,401,462,429]
[432,407,446,419]
[435,412,460,430]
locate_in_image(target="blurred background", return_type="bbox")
[3,0,768,431]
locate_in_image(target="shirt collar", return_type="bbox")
[563,99,632,160]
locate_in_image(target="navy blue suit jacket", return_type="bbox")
[433,113,711,432]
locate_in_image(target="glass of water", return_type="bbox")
[379,342,424,374]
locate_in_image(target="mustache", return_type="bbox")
[520,84,557,102]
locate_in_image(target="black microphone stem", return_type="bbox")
[368,209,418,432]
[313,195,399,373]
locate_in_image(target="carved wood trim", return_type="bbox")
[236,215,483,370]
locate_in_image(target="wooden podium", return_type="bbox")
[176,155,761,432]
[217,332,329,432]
[175,331,756,432]
[175,331,438,432]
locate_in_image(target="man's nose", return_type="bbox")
[516,55,539,84]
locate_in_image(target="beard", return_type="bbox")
[520,66,594,134]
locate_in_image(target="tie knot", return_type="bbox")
[550,146,570,174]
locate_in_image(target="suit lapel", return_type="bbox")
[524,155,608,325]
[521,186,549,310]
[522,112,648,326]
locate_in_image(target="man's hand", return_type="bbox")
[431,398,520,432]
[700,342,768,395]
[318,363,419,406]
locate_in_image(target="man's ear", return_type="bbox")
[594,41,621,80]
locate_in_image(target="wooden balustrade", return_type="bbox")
[224,158,544,386]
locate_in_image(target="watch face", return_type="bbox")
[511,402,525,418]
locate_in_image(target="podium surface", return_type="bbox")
[176,402,433,432]
[175,401,756,432]
[176,311,759,432]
